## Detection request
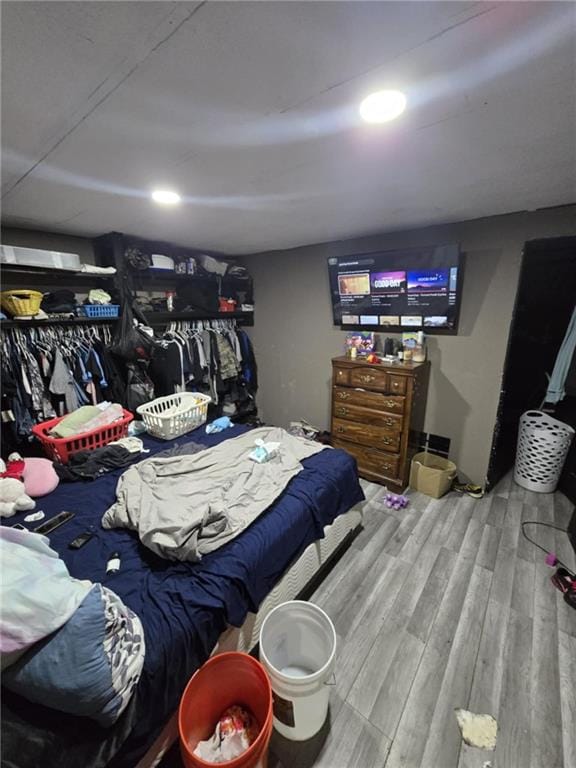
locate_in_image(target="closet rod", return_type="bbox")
[0,317,118,329]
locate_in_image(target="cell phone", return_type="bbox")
[68,531,95,550]
[11,523,26,530]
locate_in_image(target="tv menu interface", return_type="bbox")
[328,244,461,331]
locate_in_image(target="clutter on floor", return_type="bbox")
[454,709,498,751]
[521,520,576,609]
[452,480,485,499]
[193,705,258,764]
[383,491,409,509]
[409,451,457,498]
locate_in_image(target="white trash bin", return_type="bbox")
[514,410,575,493]
[259,601,336,741]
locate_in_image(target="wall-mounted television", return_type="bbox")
[328,244,463,333]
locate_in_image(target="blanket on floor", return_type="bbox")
[102,427,326,561]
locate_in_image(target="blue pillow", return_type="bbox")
[3,584,145,726]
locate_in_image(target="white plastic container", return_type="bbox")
[259,601,336,741]
[514,410,575,493]
[150,254,174,271]
[198,253,228,276]
[0,245,81,270]
[137,393,211,440]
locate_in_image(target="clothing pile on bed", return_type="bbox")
[102,427,327,561]
[0,527,145,726]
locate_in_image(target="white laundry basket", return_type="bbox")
[514,410,575,493]
[259,601,336,742]
[136,393,211,440]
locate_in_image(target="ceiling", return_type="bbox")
[1,1,575,255]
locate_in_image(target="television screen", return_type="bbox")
[328,244,462,332]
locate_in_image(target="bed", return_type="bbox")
[1,424,365,768]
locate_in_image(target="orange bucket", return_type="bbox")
[179,652,273,768]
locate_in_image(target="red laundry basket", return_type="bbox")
[179,652,273,768]
[32,409,133,464]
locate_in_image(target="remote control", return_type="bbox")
[69,531,94,549]
[34,510,75,535]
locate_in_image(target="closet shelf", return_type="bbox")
[144,310,254,325]
[0,262,116,280]
[0,263,114,282]
[131,270,251,286]
[0,316,118,329]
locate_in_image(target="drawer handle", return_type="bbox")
[384,400,397,408]
[359,374,375,383]
[384,418,395,427]
[391,381,401,390]
[337,370,346,378]
[336,391,350,400]
[336,407,348,416]
[337,426,345,433]
[382,437,393,445]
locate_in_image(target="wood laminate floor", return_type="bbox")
[268,474,576,768]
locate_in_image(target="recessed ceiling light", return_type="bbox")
[359,90,407,124]
[151,189,181,205]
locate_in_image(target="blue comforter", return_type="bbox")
[1,425,363,768]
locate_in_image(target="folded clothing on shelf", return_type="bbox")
[86,289,111,305]
[41,290,77,314]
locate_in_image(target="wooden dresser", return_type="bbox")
[331,356,430,492]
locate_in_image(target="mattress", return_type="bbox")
[1,425,365,768]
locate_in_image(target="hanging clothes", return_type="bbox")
[0,324,115,453]
[147,320,256,419]
[545,306,576,405]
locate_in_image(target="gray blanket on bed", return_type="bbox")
[101,427,326,562]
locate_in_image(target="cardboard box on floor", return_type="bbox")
[409,451,457,498]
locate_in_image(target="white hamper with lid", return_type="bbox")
[514,410,575,493]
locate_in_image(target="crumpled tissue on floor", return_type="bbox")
[454,708,498,750]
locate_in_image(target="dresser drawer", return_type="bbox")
[333,366,350,386]
[332,438,400,480]
[332,418,401,452]
[349,366,389,391]
[332,402,403,431]
[388,374,407,395]
[333,386,405,414]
